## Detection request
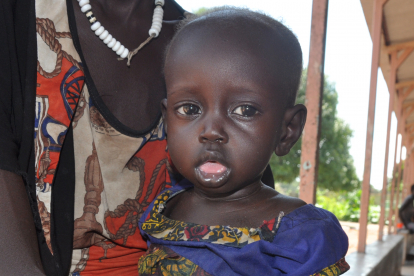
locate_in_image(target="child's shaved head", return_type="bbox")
[162,5,307,202]
[166,6,303,107]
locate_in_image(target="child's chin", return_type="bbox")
[194,168,231,189]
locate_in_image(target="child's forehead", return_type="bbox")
[170,17,278,55]
[166,26,283,94]
[165,10,302,108]
[166,21,282,77]
[165,46,284,107]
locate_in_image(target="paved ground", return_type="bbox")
[339,221,387,255]
[402,260,414,276]
[339,221,414,275]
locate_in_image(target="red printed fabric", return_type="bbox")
[71,135,174,276]
[35,16,85,252]
[35,4,176,275]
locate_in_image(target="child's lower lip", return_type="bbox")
[195,161,230,185]
[199,162,227,174]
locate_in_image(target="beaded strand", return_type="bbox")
[77,0,165,62]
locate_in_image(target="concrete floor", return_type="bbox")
[340,221,385,255]
[402,260,414,276]
[339,222,414,275]
[402,247,414,276]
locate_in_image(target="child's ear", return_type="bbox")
[161,98,168,133]
[275,104,307,156]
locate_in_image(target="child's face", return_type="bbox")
[163,29,305,197]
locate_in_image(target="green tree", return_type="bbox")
[193,7,209,14]
[270,70,360,192]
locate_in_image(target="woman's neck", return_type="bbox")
[92,0,151,23]
[70,0,183,132]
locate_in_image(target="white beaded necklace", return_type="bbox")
[78,0,165,66]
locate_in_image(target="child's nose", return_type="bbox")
[198,118,229,144]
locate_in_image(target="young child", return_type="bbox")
[138,7,349,276]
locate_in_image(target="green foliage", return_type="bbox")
[193,7,209,15]
[274,181,299,198]
[316,189,380,223]
[270,70,360,191]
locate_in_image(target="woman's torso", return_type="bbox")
[34,0,184,274]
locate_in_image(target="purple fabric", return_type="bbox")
[139,181,349,275]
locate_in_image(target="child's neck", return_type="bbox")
[192,181,263,202]
[163,181,300,228]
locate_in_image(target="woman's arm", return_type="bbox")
[0,0,44,272]
[0,170,45,275]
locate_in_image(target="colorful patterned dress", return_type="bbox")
[33,0,180,274]
[139,181,350,276]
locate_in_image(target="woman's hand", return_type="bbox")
[0,169,45,275]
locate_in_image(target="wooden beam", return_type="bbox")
[406,155,414,199]
[389,119,401,235]
[406,155,413,199]
[402,99,414,108]
[378,49,398,241]
[403,156,411,198]
[299,0,329,205]
[396,47,414,68]
[406,121,414,129]
[358,0,388,253]
[406,85,414,96]
[404,107,414,121]
[377,43,414,240]
[403,132,411,150]
[400,85,414,104]
[393,144,404,234]
[397,80,414,90]
[394,164,403,234]
[391,49,413,124]
[403,156,409,198]
[388,161,398,234]
[385,39,414,53]
[406,125,414,135]
[396,86,414,122]
[407,104,414,110]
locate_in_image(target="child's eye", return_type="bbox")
[232,105,258,117]
[177,104,201,115]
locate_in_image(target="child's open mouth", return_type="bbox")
[199,161,227,174]
[195,161,230,186]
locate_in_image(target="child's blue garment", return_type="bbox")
[138,180,350,275]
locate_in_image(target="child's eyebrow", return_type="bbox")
[167,86,199,96]
[224,85,274,98]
